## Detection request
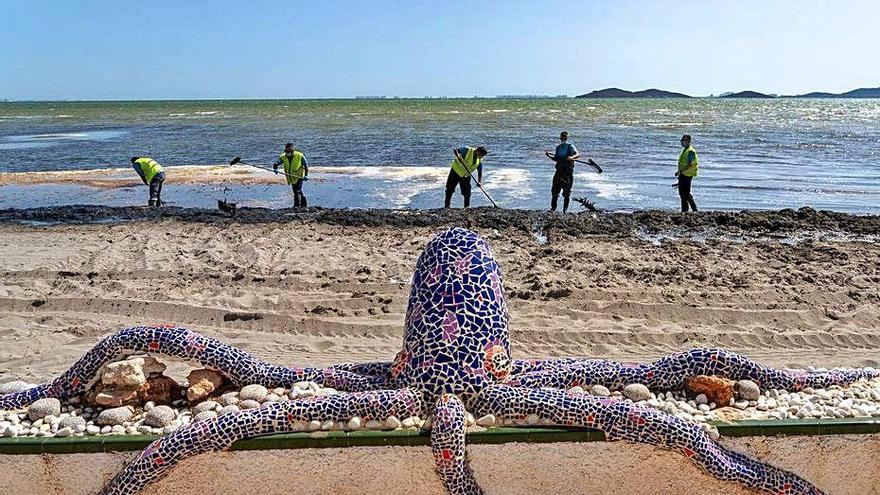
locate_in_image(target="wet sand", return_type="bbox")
[0,206,878,383]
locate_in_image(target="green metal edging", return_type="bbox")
[1,418,878,455]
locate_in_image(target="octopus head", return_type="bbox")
[397,228,511,401]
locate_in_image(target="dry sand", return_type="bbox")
[0,207,878,383]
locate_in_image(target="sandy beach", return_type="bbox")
[0,206,877,384]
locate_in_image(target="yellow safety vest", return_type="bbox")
[134,158,163,184]
[279,151,306,185]
[450,147,482,178]
[678,146,699,178]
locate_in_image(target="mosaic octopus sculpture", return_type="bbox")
[1,227,876,495]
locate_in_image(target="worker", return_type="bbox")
[676,134,698,212]
[544,131,580,213]
[130,156,165,207]
[273,143,309,207]
[445,146,488,208]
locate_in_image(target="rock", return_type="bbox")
[137,425,153,435]
[193,401,219,414]
[96,406,134,426]
[95,387,139,407]
[194,410,218,423]
[186,369,226,403]
[735,380,761,401]
[28,398,61,421]
[239,384,268,402]
[218,405,240,416]
[623,384,651,402]
[590,385,611,397]
[55,427,72,437]
[365,419,383,430]
[264,393,280,403]
[59,416,86,430]
[686,375,734,406]
[139,375,182,405]
[402,417,419,428]
[384,416,402,429]
[100,425,112,434]
[239,399,261,410]
[694,394,708,405]
[111,425,125,434]
[307,420,322,431]
[476,414,496,427]
[0,380,34,395]
[102,356,166,388]
[144,405,176,428]
[346,417,362,430]
[734,400,749,410]
[220,392,239,406]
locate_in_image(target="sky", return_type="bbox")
[1,0,879,100]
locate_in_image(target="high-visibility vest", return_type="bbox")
[279,151,306,184]
[678,146,699,178]
[134,158,163,184]
[450,147,482,178]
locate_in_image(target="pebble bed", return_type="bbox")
[3,375,880,441]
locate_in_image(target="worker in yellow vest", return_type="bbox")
[676,134,698,212]
[273,143,309,207]
[445,146,488,208]
[130,156,165,207]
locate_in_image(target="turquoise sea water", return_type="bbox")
[1,98,879,212]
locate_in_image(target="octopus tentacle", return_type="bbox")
[99,388,424,495]
[471,385,823,495]
[431,394,484,495]
[508,348,877,392]
[0,325,392,410]
[327,362,393,376]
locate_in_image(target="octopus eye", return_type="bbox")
[484,345,511,380]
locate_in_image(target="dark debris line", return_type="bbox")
[0,205,878,239]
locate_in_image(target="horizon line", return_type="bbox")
[1,85,877,103]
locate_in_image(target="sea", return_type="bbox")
[1,98,878,213]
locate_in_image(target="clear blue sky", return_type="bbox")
[2,0,879,100]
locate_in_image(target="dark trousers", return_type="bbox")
[444,169,472,208]
[148,172,165,206]
[678,174,697,212]
[551,172,573,212]
[291,178,307,207]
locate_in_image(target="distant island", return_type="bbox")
[791,87,880,98]
[573,86,880,99]
[721,91,775,99]
[575,88,691,99]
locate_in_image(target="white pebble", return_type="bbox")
[591,385,611,397]
[475,414,496,427]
